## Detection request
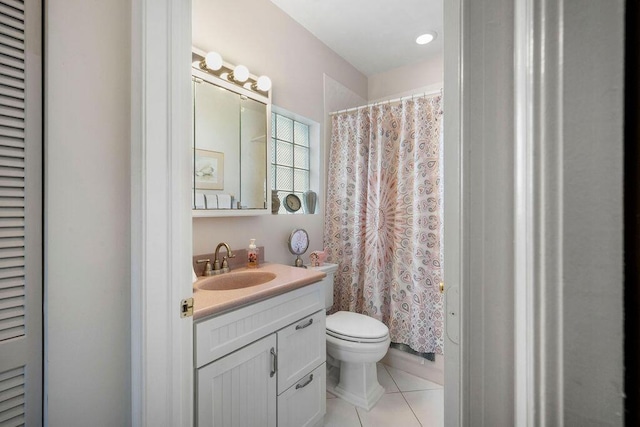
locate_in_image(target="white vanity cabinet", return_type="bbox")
[195,282,326,427]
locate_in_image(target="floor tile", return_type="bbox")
[356,393,420,427]
[403,389,445,427]
[326,391,337,399]
[376,363,399,394]
[384,365,443,392]
[323,397,362,427]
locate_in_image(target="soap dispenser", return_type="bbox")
[247,239,259,268]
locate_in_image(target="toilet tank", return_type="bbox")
[308,263,338,310]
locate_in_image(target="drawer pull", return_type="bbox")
[295,318,314,330]
[295,374,314,390]
[270,347,277,377]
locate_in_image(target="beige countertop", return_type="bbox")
[192,263,326,320]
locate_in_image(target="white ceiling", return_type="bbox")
[269,0,443,76]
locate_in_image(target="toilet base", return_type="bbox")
[326,361,385,411]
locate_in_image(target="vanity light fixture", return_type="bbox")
[197,51,271,95]
[416,32,437,45]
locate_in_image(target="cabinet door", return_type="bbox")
[277,363,326,427]
[197,334,277,427]
[277,310,326,392]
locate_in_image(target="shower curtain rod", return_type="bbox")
[328,88,443,116]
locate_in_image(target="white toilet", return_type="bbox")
[310,263,391,411]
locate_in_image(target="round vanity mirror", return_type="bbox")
[287,228,309,267]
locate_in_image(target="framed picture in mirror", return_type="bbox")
[194,149,224,190]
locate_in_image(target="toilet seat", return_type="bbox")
[326,329,388,343]
[326,311,389,343]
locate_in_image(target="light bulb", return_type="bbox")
[256,75,272,91]
[233,65,249,83]
[416,32,436,45]
[204,51,223,70]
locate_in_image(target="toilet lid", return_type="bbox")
[326,311,389,343]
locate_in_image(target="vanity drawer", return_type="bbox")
[276,310,326,393]
[278,310,327,393]
[195,282,324,368]
[277,363,326,427]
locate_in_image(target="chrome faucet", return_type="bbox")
[213,242,235,273]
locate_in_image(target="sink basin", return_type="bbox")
[196,271,277,291]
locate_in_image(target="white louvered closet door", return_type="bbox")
[0,0,42,426]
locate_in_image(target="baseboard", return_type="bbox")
[381,348,444,385]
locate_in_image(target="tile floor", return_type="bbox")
[324,363,444,427]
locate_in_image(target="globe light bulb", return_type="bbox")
[256,75,272,91]
[233,65,249,83]
[204,51,223,70]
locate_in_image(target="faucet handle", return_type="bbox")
[196,258,213,276]
[221,256,230,272]
[213,242,234,274]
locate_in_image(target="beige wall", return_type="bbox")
[368,56,443,102]
[45,0,131,425]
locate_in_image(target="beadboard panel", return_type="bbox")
[197,334,277,427]
[195,282,323,368]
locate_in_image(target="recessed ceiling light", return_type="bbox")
[416,32,437,45]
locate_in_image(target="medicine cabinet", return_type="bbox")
[191,51,271,217]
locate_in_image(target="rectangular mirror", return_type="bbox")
[191,52,271,217]
[240,97,267,208]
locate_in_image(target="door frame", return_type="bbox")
[444,0,544,424]
[129,0,563,425]
[130,0,193,426]
[129,0,480,425]
[449,0,624,425]
[442,0,465,424]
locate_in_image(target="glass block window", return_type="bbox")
[272,113,310,213]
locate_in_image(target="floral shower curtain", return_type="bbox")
[324,96,444,354]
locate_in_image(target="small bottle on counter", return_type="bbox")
[247,238,259,268]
